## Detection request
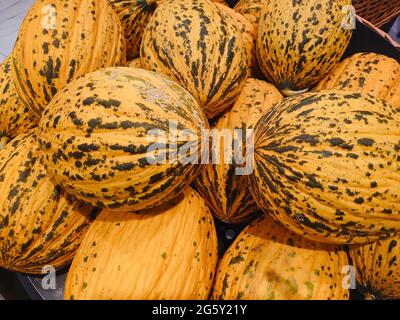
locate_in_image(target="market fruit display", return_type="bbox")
[316,52,400,108]
[194,79,282,223]
[140,0,249,119]
[64,188,218,300]
[0,56,37,149]
[257,0,352,95]
[1,0,400,301]
[212,216,350,300]
[38,67,209,211]
[108,0,157,60]
[348,236,400,299]
[12,0,126,118]
[250,91,400,244]
[0,131,93,274]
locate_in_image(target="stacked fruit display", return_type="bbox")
[0,0,399,300]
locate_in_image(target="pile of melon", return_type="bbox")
[0,0,399,300]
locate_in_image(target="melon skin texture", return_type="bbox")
[250,91,400,244]
[215,3,260,77]
[234,0,265,33]
[194,78,283,224]
[140,0,249,119]
[38,67,209,212]
[64,188,218,300]
[109,0,227,61]
[349,236,400,299]
[0,56,37,149]
[256,0,352,95]
[212,216,350,300]
[12,0,126,118]
[0,131,93,274]
[315,52,400,108]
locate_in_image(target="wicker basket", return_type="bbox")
[353,0,400,27]
[358,15,400,50]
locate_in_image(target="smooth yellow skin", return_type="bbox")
[65,188,218,300]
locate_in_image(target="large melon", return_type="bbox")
[0,131,93,274]
[257,0,352,95]
[64,188,218,300]
[140,0,249,119]
[250,91,400,244]
[12,0,126,118]
[38,67,209,211]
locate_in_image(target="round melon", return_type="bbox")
[12,0,126,118]
[140,0,249,119]
[38,67,209,211]
[257,0,352,95]
[250,91,400,244]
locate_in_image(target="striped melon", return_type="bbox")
[140,0,249,119]
[316,52,400,108]
[64,188,218,300]
[257,0,352,95]
[215,3,259,77]
[250,91,400,244]
[12,0,126,118]
[108,0,157,60]
[349,236,400,299]
[1,56,37,150]
[212,215,350,300]
[194,79,282,223]
[38,67,209,211]
[0,131,93,274]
